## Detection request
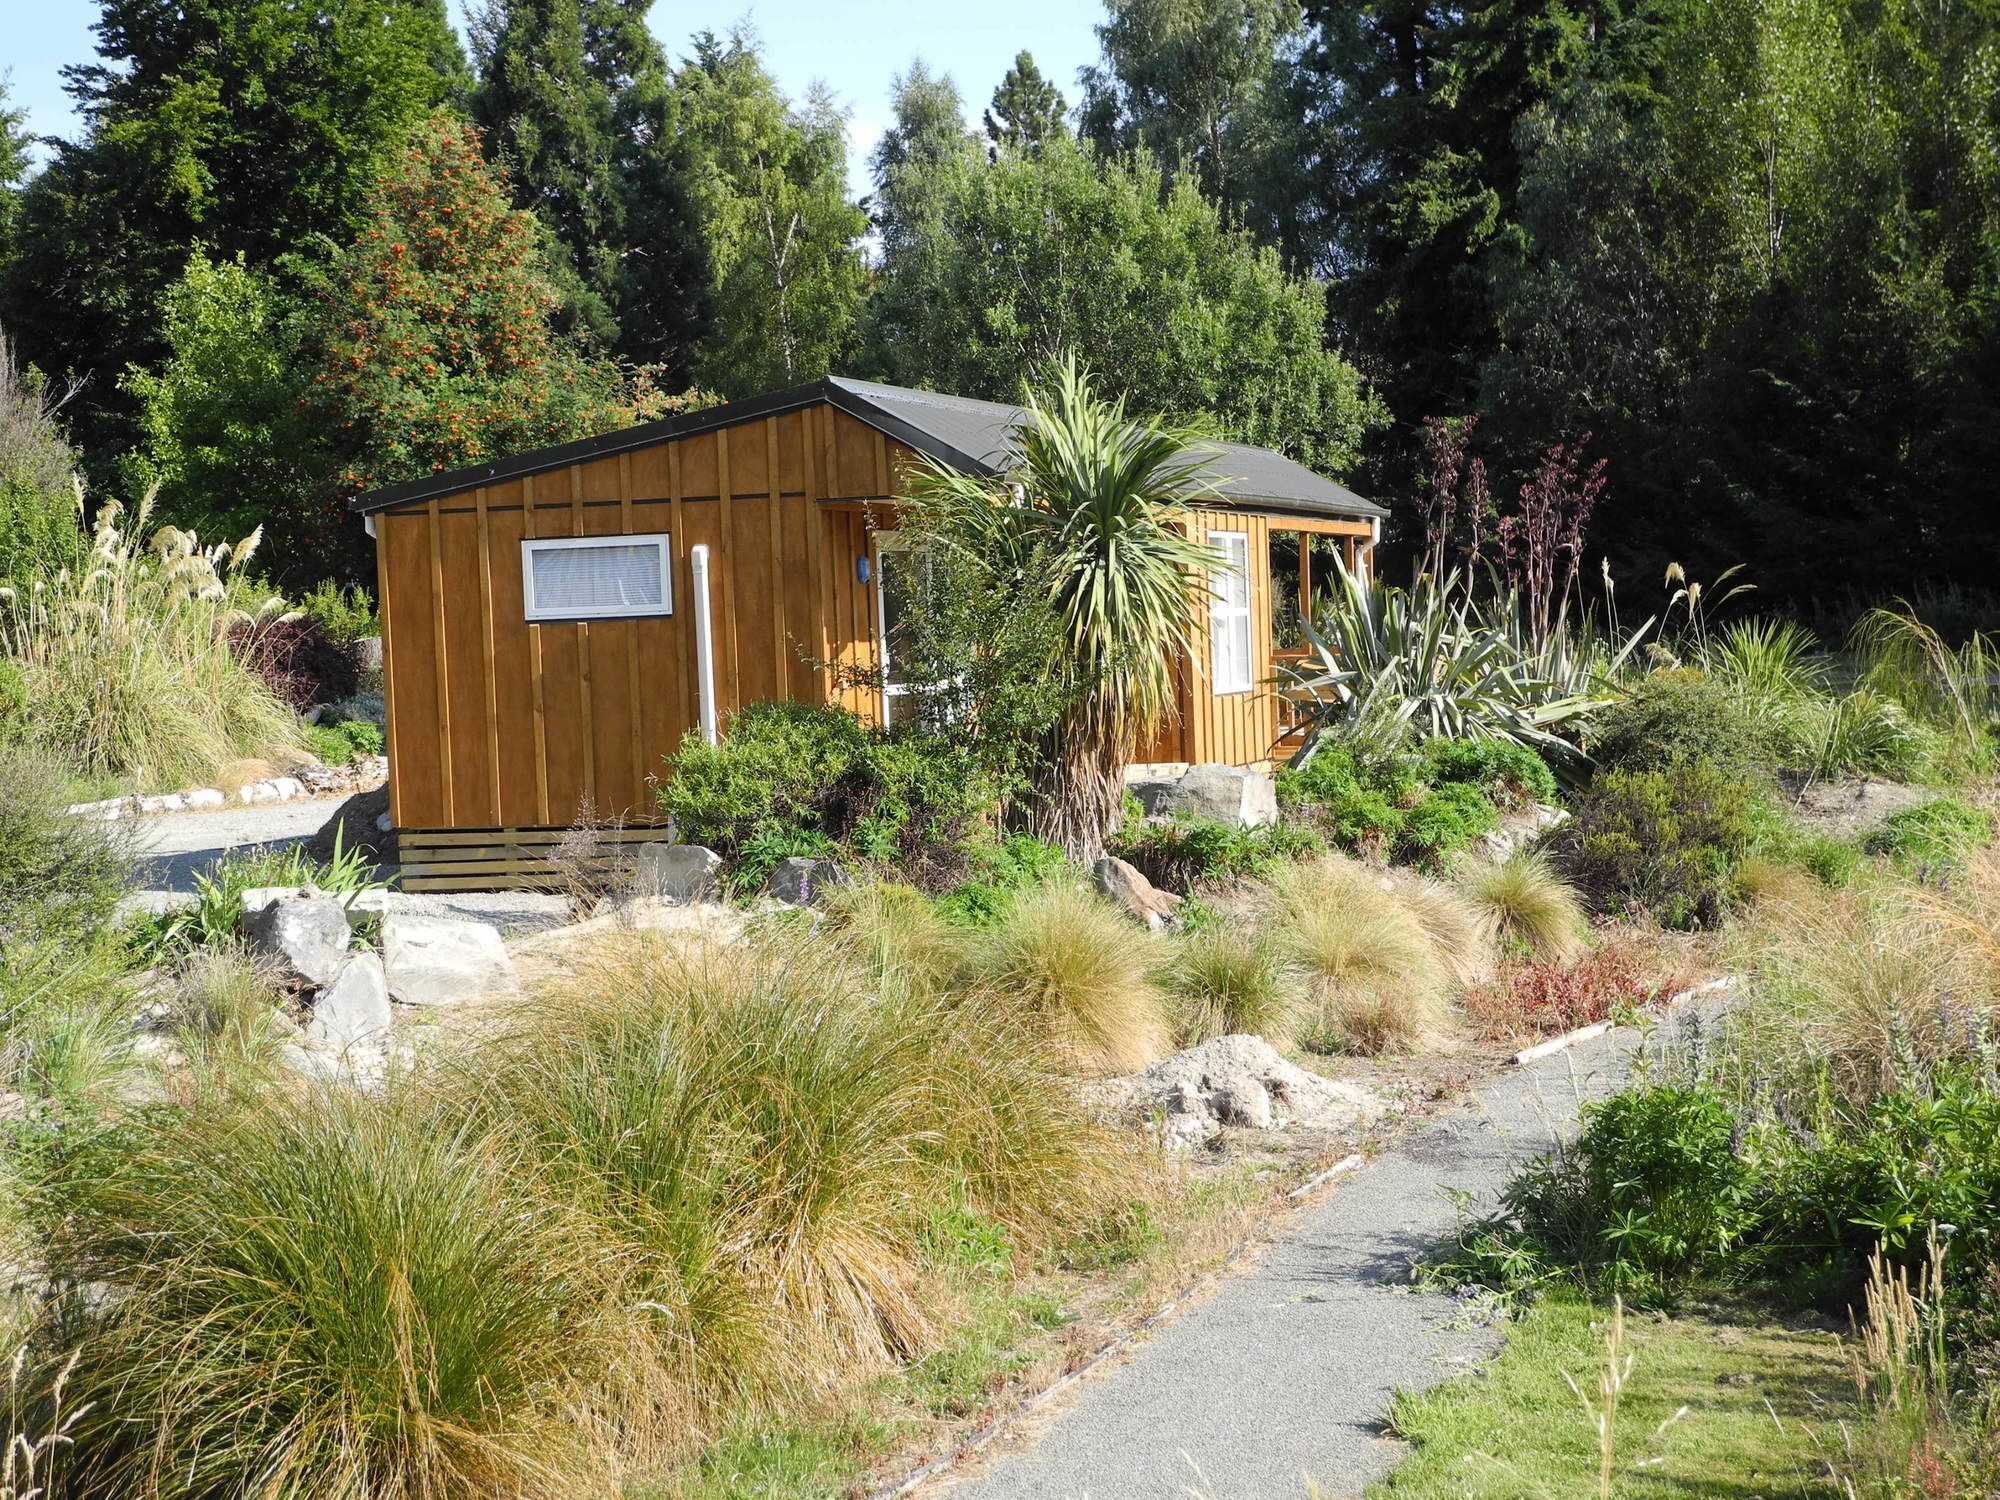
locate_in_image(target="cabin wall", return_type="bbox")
[376,404,909,831]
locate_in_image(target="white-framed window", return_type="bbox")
[1207,529,1253,695]
[521,533,671,622]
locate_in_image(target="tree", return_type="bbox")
[984,51,1069,152]
[869,61,973,239]
[0,0,466,461]
[902,356,1222,859]
[121,254,312,551]
[0,78,32,262]
[296,116,626,580]
[469,0,710,370]
[864,133,1383,475]
[674,31,867,396]
[0,331,84,584]
[1080,0,1299,212]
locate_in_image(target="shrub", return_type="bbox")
[36,1086,628,1496]
[1163,928,1301,1047]
[1397,781,1500,867]
[972,882,1167,1072]
[0,492,299,787]
[1865,796,1992,874]
[1463,942,1671,1041]
[934,834,1069,927]
[1279,741,1506,868]
[1260,855,1453,1054]
[1466,853,1586,961]
[1416,737,1557,808]
[0,746,133,943]
[233,613,362,712]
[659,701,995,892]
[1556,758,1759,929]
[1109,815,1322,893]
[300,716,383,767]
[297,579,379,643]
[1276,744,1409,857]
[1590,668,1780,781]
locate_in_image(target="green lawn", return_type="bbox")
[1373,1295,1856,1499]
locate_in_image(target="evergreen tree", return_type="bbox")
[984,51,1068,152]
[865,133,1383,474]
[675,31,867,396]
[0,80,31,262]
[1080,0,1299,212]
[469,0,710,371]
[0,0,466,461]
[869,61,975,252]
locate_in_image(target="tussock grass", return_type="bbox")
[447,928,1140,1456]
[1467,853,1587,962]
[1259,855,1454,1054]
[0,492,298,788]
[1164,927,1301,1047]
[971,881,1168,1072]
[819,876,969,999]
[36,1084,629,1499]
[1394,872,1498,988]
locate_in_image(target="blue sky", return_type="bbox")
[4,1,1105,194]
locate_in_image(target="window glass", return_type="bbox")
[522,536,670,620]
[1208,530,1253,694]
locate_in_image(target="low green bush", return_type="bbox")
[299,717,382,766]
[1555,758,1759,929]
[659,701,996,893]
[1108,816,1322,893]
[138,836,382,957]
[297,580,379,643]
[1278,740,1511,869]
[1415,737,1557,808]
[1591,669,1781,781]
[0,745,134,943]
[1864,796,1993,874]
[934,834,1070,927]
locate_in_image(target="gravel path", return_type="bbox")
[125,796,570,934]
[946,1027,1639,1500]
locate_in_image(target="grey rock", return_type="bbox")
[1132,763,1277,828]
[244,894,352,987]
[1477,802,1570,863]
[631,842,722,903]
[380,915,519,1006]
[355,636,384,672]
[307,953,392,1056]
[278,1043,345,1084]
[763,857,848,906]
[1127,1034,1381,1149]
[1094,855,1183,932]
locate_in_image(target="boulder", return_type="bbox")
[1477,803,1570,863]
[306,784,395,866]
[1132,763,1277,829]
[307,953,393,1056]
[381,915,519,1007]
[631,842,722,903]
[763,857,848,906]
[1126,1034,1382,1150]
[1094,856,1183,932]
[243,893,352,987]
[355,635,385,672]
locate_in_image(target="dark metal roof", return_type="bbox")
[349,374,1386,520]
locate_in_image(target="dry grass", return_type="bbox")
[1163,927,1302,1047]
[971,880,1169,1072]
[1394,872,1499,988]
[1466,853,1587,962]
[819,877,970,1000]
[1258,855,1455,1054]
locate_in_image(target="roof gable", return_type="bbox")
[348,376,1385,520]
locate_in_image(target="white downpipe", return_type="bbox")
[690,544,719,747]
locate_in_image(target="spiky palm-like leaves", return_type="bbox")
[901,355,1222,859]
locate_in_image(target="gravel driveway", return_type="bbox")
[942,1026,1639,1500]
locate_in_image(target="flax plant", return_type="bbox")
[0,486,298,787]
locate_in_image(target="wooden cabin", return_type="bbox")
[350,377,1384,888]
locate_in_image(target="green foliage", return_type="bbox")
[0,336,84,585]
[298,580,379,643]
[984,51,1069,152]
[657,700,997,892]
[300,718,383,766]
[1110,815,1322,893]
[1590,669,1780,782]
[862,133,1383,476]
[934,835,1072,928]
[1415,736,1557,807]
[1278,738,1523,869]
[676,31,867,394]
[1864,797,1993,875]
[143,834,382,958]
[0,746,133,944]
[1557,759,1759,929]
[1164,927,1301,1047]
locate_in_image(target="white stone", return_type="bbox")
[307,953,393,1056]
[631,842,722,903]
[183,788,226,810]
[269,776,306,801]
[1126,1034,1382,1150]
[1132,763,1278,828]
[381,916,519,1006]
[244,894,352,987]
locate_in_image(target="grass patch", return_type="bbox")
[1374,1295,1853,1498]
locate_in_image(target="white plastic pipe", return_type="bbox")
[690,544,719,746]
